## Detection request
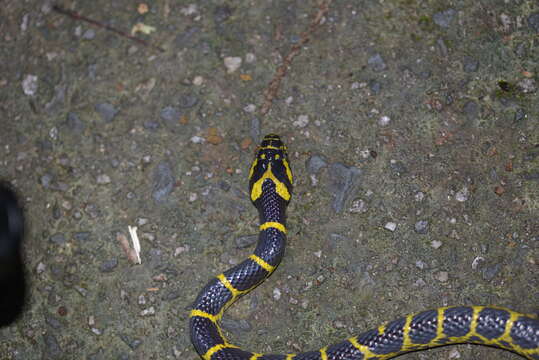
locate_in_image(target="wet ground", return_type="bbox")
[1,0,538,359]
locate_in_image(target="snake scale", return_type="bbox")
[189,134,539,360]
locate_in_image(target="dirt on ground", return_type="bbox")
[0,0,538,359]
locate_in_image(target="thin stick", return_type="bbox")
[52,5,165,53]
[259,1,331,116]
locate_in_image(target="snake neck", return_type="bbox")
[256,179,288,226]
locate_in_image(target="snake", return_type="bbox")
[189,134,539,360]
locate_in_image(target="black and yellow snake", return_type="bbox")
[189,134,539,360]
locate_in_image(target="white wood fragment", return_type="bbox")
[128,225,142,264]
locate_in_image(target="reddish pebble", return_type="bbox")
[58,306,68,316]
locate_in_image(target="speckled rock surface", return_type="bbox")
[0,1,537,359]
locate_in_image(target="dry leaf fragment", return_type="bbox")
[138,3,149,14]
[117,232,139,264]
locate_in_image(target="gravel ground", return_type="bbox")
[1,1,538,359]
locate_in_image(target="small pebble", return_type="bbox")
[273,288,281,300]
[384,222,397,231]
[431,240,443,249]
[448,348,461,359]
[243,104,256,113]
[95,103,119,122]
[306,155,327,174]
[235,235,257,249]
[190,136,205,144]
[36,262,46,274]
[96,174,111,184]
[433,9,456,28]
[140,306,155,316]
[193,76,204,86]
[293,114,309,128]
[50,233,66,245]
[378,115,391,126]
[100,258,118,273]
[224,57,242,73]
[152,161,175,203]
[174,245,190,256]
[367,53,387,72]
[528,12,539,33]
[435,271,448,282]
[517,78,536,94]
[414,220,429,234]
[82,29,96,40]
[22,74,38,96]
[471,256,485,270]
[455,187,469,202]
[245,53,256,63]
[349,198,368,213]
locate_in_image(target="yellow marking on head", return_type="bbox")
[285,354,296,360]
[259,145,285,150]
[320,346,328,360]
[250,163,291,201]
[217,273,241,299]
[260,153,266,159]
[190,309,219,322]
[283,158,293,184]
[260,221,286,233]
[248,157,258,180]
[249,254,275,273]
[202,343,240,360]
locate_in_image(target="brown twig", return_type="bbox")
[259,1,332,116]
[52,5,165,53]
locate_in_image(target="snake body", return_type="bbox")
[189,134,539,360]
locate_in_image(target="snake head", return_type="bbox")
[248,134,293,203]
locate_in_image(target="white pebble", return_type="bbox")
[224,57,242,73]
[192,76,204,86]
[136,218,149,226]
[36,262,46,274]
[293,114,309,128]
[471,256,485,270]
[96,174,111,184]
[243,104,256,113]
[455,187,469,202]
[313,250,322,258]
[188,193,198,202]
[431,240,443,249]
[435,271,449,282]
[190,135,205,144]
[384,222,397,231]
[378,115,391,126]
[448,348,461,359]
[140,306,155,316]
[245,53,256,63]
[22,74,38,96]
[174,245,190,256]
[273,288,281,300]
